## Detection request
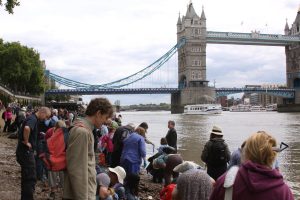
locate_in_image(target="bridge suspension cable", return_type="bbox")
[46,38,186,89]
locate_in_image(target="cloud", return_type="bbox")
[0,0,297,104]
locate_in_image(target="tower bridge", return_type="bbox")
[45,3,300,113]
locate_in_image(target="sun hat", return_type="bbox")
[173,161,200,173]
[20,107,26,111]
[108,166,126,184]
[96,173,110,187]
[125,123,136,131]
[211,125,223,136]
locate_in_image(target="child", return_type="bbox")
[108,166,126,200]
[96,173,115,200]
[157,138,169,154]
[101,121,118,166]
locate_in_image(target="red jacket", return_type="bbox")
[210,160,294,200]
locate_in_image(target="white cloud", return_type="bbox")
[0,0,298,104]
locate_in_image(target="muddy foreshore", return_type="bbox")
[0,134,161,200]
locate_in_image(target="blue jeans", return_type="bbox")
[35,155,47,181]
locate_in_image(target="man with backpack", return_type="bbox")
[110,123,135,168]
[16,107,51,200]
[63,98,113,200]
[201,125,231,180]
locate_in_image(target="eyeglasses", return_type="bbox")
[272,142,289,152]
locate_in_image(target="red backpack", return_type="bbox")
[39,127,70,171]
[40,122,87,171]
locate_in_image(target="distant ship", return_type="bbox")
[184,104,222,115]
[230,104,276,112]
[230,104,251,112]
[266,104,277,111]
[250,105,266,112]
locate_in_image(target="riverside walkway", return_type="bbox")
[0,83,41,103]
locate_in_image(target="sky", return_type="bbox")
[0,0,299,105]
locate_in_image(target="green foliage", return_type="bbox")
[0,93,12,106]
[0,0,20,14]
[0,39,46,95]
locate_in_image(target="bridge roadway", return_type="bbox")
[207,31,300,46]
[216,88,295,98]
[46,87,295,99]
[45,88,180,95]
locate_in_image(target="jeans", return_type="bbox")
[35,155,47,181]
[16,144,37,200]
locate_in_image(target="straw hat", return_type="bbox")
[211,125,223,136]
[173,161,200,173]
[108,166,126,184]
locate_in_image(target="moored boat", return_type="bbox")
[250,105,266,112]
[230,104,251,112]
[266,104,277,111]
[183,104,222,115]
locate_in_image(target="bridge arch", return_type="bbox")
[179,75,187,89]
[293,78,300,88]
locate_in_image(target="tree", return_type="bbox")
[0,0,20,14]
[0,39,46,95]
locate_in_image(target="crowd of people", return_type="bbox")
[0,97,296,200]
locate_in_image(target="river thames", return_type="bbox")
[121,111,300,197]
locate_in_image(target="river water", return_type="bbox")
[121,111,300,197]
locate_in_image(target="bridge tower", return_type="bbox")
[285,8,300,105]
[171,2,215,113]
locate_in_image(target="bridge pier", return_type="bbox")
[278,90,300,112]
[171,87,216,114]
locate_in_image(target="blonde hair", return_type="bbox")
[55,120,67,129]
[135,127,146,138]
[244,131,277,167]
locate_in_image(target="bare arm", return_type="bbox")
[145,138,154,146]
[22,126,32,148]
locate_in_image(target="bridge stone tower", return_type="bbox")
[171,3,215,113]
[285,8,300,105]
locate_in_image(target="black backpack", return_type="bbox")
[208,140,228,166]
[112,126,132,152]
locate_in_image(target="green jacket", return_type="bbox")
[63,118,96,200]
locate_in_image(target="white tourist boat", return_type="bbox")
[250,105,266,112]
[230,104,251,112]
[266,104,277,111]
[184,104,222,115]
